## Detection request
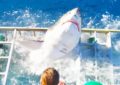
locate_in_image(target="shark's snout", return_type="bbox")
[77,8,80,16]
[76,8,80,13]
[73,8,80,16]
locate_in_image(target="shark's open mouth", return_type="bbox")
[63,19,80,32]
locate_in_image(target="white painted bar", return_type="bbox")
[0,72,5,75]
[0,27,120,32]
[0,41,12,44]
[0,56,8,59]
[2,29,17,85]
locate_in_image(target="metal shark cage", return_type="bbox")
[0,27,120,85]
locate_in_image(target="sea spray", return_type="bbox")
[1,8,120,85]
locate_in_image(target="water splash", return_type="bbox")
[0,9,120,85]
[0,9,58,27]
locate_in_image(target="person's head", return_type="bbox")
[40,67,59,85]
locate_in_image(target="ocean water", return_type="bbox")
[0,0,120,27]
[0,0,120,85]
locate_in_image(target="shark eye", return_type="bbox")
[75,15,78,18]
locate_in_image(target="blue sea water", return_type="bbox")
[0,0,120,85]
[0,0,120,27]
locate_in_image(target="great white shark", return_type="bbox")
[29,8,81,61]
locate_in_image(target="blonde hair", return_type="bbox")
[40,68,59,85]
